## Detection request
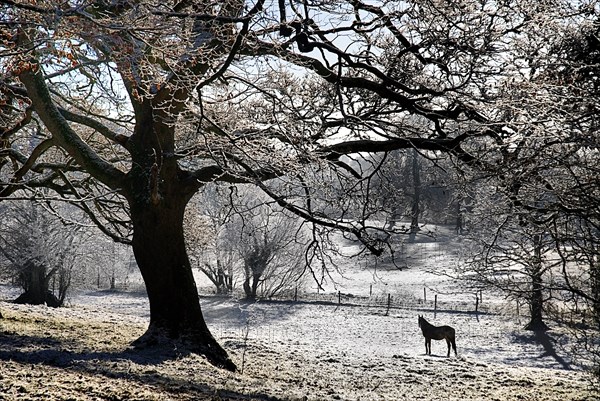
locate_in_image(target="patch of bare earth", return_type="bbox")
[0,302,596,401]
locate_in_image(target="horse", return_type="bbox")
[418,315,457,357]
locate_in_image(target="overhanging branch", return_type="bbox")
[17,33,125,190]
[321,136,478,165]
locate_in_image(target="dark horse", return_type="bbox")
[418,315,457,357]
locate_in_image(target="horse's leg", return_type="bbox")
[452,338,457,356]
[424,338,428,355]
[446,338,451,357]
[426,338,431,355]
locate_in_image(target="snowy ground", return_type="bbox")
[0,227,597,400]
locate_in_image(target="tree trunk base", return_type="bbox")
[14,291,61,308]
[524,319,549,331]
[131,326,237,372]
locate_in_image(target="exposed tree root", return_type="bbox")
[131,326,237,372]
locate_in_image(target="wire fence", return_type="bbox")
[198,286,497,316]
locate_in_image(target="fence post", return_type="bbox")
[424,287,427,303]
[434,294,438,312]
[294,287,298,302]
[475,294,479,313]
[369,284,372,297]
[338,291,341,305]
[386,293,392,316]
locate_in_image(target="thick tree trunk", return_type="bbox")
[410,148,421,234]
[129,199,236,371]
[243,267,255,300]
[525,274,548,331]
[525,234,549,331]
[120,103,236,370]
[14,260,61,307]
[251,274,260,299]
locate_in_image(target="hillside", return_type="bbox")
[0,227,597,400]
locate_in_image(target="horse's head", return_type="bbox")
[418,315,423,327]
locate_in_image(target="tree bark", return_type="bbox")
[251,273,260,299]
[410,148,421,235]
[111,96,236,370]
[525,274,548,331]
[455,200,463,235]
[243,266,255,300]
[14,260,61,308]
[128,197,236,370]
[525,234,549,331]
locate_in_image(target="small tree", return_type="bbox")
[185,211,236,295]
[0,202,82,307]
[187,184,306,298]
[236,209,305,300]
[185,185,238,295]
[204,258,235,295]
[214,186,307,300]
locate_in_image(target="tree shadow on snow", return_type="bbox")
[0,331,284,401]
[511,330,573,370]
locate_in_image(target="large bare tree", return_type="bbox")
[1,0,596,369]
[454,7,600,376]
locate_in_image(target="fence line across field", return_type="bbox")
[198,286,497,316]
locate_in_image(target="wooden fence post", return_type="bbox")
[423,287,427,303]
[434,294,438,312]
[386,294,392,316]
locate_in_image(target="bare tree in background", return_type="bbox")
[230,198,306,300]
[543,18,600,377]
[456,10,600,376]
[185,185,237,295]
[374,148,459,234]
[457,189,556,331]
[0,201,83,307]
[186,184,306,298]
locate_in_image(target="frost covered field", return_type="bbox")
[0,230,597,401]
